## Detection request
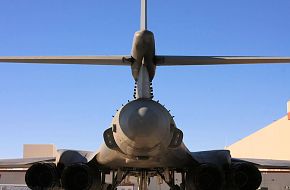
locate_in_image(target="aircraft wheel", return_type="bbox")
[170,185,181,190]
[180,183,185,190]
[106,184,114,190]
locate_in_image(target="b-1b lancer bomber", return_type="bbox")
[1,0,290,190]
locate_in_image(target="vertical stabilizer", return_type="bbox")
[141,0,147,30]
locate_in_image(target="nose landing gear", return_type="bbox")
[157,169,185,190]
[137,170,149,190]
[104,169,184,190]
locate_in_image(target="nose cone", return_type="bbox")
[119,99,170,149]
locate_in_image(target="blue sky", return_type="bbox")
[0,0,290,158]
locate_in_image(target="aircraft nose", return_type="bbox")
[119,100,170,149]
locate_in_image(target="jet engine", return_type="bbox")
[187,164,224,190]
[61,164,99,190]
[25,163,59,189]
[231,162,262,190]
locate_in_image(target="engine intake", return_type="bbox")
[61,164,93,190]
[25,163,59,189]
[188,164,224,190]
[231,162,262,190]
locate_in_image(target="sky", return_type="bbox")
[0,0,290,159]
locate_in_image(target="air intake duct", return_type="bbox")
[188,164,224,190]
[61,164,93,190]
[231,162,262,190]
[25,163,59,189]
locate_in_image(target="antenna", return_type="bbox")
[141,0,147,30]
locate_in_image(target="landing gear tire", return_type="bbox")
[170,185,181,190]
[179,183,185,190]
[102,184,114,190]
[108,184,116,190]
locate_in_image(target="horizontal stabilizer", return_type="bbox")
[0,157,56,168]
[1,56,290,67]
[0,56,131,65]
[155,56,290,66]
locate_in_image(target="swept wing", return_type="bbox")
[0,157,56,168]
[232,157,290,169]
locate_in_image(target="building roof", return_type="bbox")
[227,114,290,160]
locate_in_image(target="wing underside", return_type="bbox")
[0,157,56,168]
[190,150,290,170]
[232,157,290,169]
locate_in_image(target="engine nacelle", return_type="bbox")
[187,164,224,190]
[231,162,262,190]
[25,163,59,189]
[61,164,100,190]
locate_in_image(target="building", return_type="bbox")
[227,101,290,190]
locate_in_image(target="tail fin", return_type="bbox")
[140,0,147,30]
